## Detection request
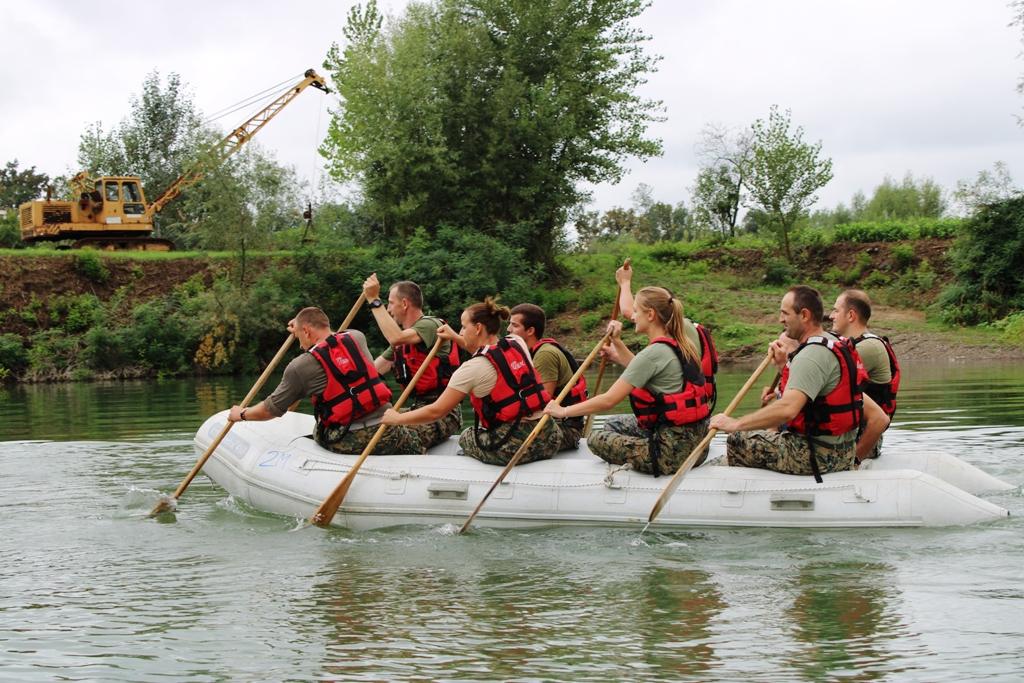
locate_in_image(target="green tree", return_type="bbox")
[77,71,207,237]
[178,147,303,254]
[690,124,751,237]
[744,106,833,261]
[0,160,50,209]
[630,183,676,243]
[321,0,664,274]
[954,161,1019,213]
[861,172,946,220]
[939,194,1024,324]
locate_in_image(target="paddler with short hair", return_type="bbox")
[362,274,463,449]
[828,288,901,461]
[381,297,561,466]
[508,303,588,451]
[226,306,424,455]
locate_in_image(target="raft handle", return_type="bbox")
[428,482,469,500]
[770,494,814,511]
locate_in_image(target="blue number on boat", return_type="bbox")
[258,451,291,468]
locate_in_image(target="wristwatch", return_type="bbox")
[368,298,384,309]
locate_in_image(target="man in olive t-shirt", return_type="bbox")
[362,274,462,449]
[830,288,897,460]
[710,286,889,476]
[509,303,586,450]
[226,307,423,455]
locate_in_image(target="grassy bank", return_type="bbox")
[1,235,1022,383]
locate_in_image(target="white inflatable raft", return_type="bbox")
[194,411,1012,529]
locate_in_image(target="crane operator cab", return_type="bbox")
[19,174,172,250]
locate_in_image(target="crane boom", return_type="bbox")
[144,69,329,220]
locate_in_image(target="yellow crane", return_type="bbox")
[18,69,329,250]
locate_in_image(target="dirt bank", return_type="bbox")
[2,247,1021,364]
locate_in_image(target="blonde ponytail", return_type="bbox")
[636,287,700,365]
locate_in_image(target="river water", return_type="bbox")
[1,362,1022,682]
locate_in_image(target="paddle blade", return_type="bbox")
[149,495,177,517]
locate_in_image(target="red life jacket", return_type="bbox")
[469,337,552,431]
[780,335,868,437]
[393,316,461,397]
[694,322,719,411]
[309,332,392,428]
[530,338,588,410]
[628,337,710,429]
[852,332,900,419]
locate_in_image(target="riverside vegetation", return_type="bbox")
[2,212,1024,385]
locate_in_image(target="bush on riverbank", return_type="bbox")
[2,223,1019,383]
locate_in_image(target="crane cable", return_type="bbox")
[201,72,304,126]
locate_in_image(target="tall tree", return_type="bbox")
[0,160,50,209]
[744,106,833,261]
[322,0,664,274]
[954,161,1020,213]
[76,72,304,249]
[861,172,946,220]
[77,71,206,221]
[690,123,751,237]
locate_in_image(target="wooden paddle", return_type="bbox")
[309,335,445,527]
[150,294,366,516]
[583,258,630,438]
[646,350,774,525]
[459,331,613,534]
[149,334,297,516]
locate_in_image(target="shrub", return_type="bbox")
[939,195,1024,324]
[73,252,110,283]
[0,333,28,377]
[763,257,795,285]
[832,218,962,243]
[578,311,604,332]
[0,212,21,248]
[890,244,917,272]
[50,294,105,333]
[992,312,1024,346]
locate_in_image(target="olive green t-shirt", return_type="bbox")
[381,316,444,361]
[264,329,389,427]
[785,333,854,445]
[622,343,687,395]
[532,342,573,390]
[854,335,892,384]
[620,320,704,395]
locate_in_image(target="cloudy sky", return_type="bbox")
[2,0,1022,214]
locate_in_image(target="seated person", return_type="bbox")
[381,298,560,466]
[227,306,424,455]
[544,287,711,477]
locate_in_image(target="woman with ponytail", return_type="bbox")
[543,287,712,476]
[382,297,561,466]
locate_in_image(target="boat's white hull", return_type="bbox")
[195,411,1011,530]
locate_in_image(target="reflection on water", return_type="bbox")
[4,360,1024,443]
[1,362,1023,680]
[786,562,922,681]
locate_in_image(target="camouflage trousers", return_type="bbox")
[588,415,711,477]
[458,418,561,466]
[315,421,425,455]
[556,417,585,452]
[726,430,855,475]
[405,396,463,451]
